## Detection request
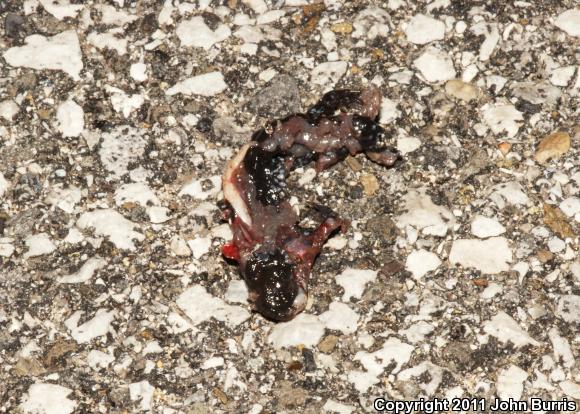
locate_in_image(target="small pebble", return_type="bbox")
[318,335,339,353]
[330,22,353,34]
[445,79,480,101]
[497,142,512,155]
[534,131,571,163]
[360,173,379,196]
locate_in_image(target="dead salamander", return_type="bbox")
[221,86,400,321]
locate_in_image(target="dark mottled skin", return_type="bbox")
[222,86,400,321]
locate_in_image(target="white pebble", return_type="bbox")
[170,236,191,256]
[65,309,116,343]
[87,30,128,55]
[547,237,565,253]
[187,236,212,259]
[348,337,414,393]
[166,72,227,97]
[176,16,231,49]
[0,100,19,121]
[39,0,83,20]
[129,381,155,412]
[560,381,580,400]
[87,350,114,370]
[405,14,445,45]
[180,174,221,199]
[400,321,434,343]
[0,240,15,258]
[0,173,9,198]
[77,209,144,251]
[335,268,378,301]
[319,302,359,334]
[481,282,503,299]
[379,97,401,123]
[396,136,421,154]
[311,61,348,86]
[449,237,512,274]
[24,233,56,259]
[414,46,456,83]
[481,103,523,138]
[488,181,530,208]
[20,383,76,414]
[550,66,576,87]
[268,313,325,348]
[130,62,148,82]
[326,235,347,250]
[405,249,441,280]
[176,284,250,328]
[554,9,580,37]
[225,279,248,304]
[114,182,159,207]
[455,21,467,34]
[148,206,171,223]
[242,0,267,13]
[210,223,233,240]
[56,99,84,137]
[496,365,528,400]
[107,86,144,118]
[58,257,107,284]
[397,188,455,236]
[322,400,356,414]
[3,31,83,80]
[560,197,580,217]
[470,215,506,238]
[483,311,539,347]
[201,356,224,370]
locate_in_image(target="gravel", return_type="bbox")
[0,1,578,413]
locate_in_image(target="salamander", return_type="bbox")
[221,86,400,321]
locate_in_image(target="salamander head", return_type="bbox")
[243,249,307,321]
